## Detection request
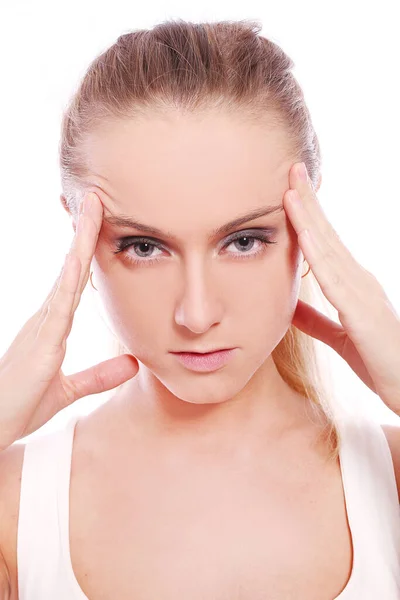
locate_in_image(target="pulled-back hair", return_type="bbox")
[59,18,341,459]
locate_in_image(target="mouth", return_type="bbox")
[171,348,232,354]
[170,348,236,372]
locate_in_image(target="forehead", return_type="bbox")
[83,112,294,228]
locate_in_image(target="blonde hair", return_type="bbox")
[59,18,341,459]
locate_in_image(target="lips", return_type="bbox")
[172,348,231,354]
[171,348,236,372]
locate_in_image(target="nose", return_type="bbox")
[174,261,223,334]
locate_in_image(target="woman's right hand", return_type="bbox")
[0,192,139,451]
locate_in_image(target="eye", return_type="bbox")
[223,231,277,260]
[112,229,277,266]
[113,237,164,266]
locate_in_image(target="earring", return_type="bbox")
[90,271,98,291]
[301,261,311,278]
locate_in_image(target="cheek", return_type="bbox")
[102,282,166,328]
[233,244,298,305]
[242,275,296,324]
[235,251,300,341]
[101,295,166,363]
[92,262,167,351]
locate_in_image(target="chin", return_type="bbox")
[151,364,256,406]
[133,348,268,406]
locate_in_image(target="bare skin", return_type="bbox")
[0,110,375,598]
[1,397,355,599]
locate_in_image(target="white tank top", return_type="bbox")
[17,410,400,599]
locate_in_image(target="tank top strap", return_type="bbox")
[56,414,89,598]
[335,411,400,597]
[17,414,86,600]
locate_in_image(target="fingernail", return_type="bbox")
[299,162,308,182]
[79,192,95,216]
[288,189,301,205]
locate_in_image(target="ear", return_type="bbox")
[60,194,70,215]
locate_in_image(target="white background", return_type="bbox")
[0,0,399,442]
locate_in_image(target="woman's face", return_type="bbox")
[80,111,304,407]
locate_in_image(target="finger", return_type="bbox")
[2,196,102,359]
[69,193,103,314]
[35,252,82,350]
[62,354,139,406]
[287,164,352,259]
[36,254,75,324]
[292,300,377,394]
[283,165,372,308]
[291,299,346,354]
[1,253,77,359]
[40,192,101,322]
[43,257,70,306]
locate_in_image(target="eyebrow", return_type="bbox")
[103,203,284,241]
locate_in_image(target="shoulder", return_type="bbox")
[0,442,26,596]
[381,423,400,503]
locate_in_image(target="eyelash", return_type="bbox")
[112,229,277,266]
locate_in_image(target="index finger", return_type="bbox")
[69,192,104,311]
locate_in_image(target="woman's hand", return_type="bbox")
[0,193,139,451]
[283,162,400,415]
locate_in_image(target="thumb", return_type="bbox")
[291,299,345,353]
[66,354,139,403]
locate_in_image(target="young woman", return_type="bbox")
[1,18,400,600]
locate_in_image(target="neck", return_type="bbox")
[113,357,311,451]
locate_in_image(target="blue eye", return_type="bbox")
[113,229,277,266]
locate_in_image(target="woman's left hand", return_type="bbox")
[283,162,400,415]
